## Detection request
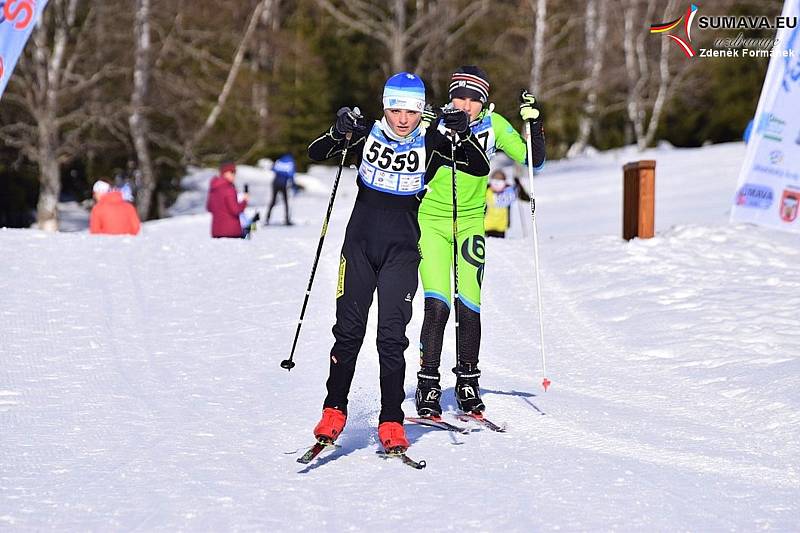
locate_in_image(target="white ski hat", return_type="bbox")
[92,180,111,196]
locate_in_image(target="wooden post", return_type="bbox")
[623,160,656,240]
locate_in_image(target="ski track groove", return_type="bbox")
[489,237,799,494]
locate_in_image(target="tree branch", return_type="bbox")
[314,0,387,41]
[185,0,269,162]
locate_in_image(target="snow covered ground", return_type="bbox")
[2,142,799,531]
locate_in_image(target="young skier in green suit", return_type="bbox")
[416,66,545,417]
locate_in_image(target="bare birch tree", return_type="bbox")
[315,0,487,74]
[130,0,156,219]
[251,0,281,144]
[529,0,547,95]
[508,1,582,103]
[642,14,673,149]
[414,0,487,81]
[568,0,609,157]
[183,0,271,163]
[622,0,693,150]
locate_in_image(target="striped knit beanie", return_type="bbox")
[382,72,426,112]
[449,66,490,105]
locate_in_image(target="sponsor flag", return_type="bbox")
[0,0,49,101]
[731,0,800,232]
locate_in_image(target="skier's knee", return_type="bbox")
[424,297,450,328]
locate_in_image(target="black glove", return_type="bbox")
[420,104,440,129]
[334,106,364,136]
[442,108,470,134]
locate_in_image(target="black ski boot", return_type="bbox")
[415,368,442,417]
[454,363,485,413]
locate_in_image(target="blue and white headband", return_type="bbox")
[382,72,425,112]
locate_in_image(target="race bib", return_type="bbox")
[358,123,426,195]
[471,114,497,160]
[494,187,517,208]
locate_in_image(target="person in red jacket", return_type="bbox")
[89,179,141,235]
[206,161,249,238]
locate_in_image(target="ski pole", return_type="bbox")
[523,119,550,392]
[281,121,355,371]
[450,137,461,370]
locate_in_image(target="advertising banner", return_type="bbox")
[0,0,49,100]
[731,0,800,232]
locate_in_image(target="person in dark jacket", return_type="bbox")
[206,161,249,238]
[305,72,490,454]
[266,153,295,226]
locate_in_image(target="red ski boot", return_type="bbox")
[313,408,346,444]
[378,421,409,452]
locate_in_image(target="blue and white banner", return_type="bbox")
[0,0,49,101]
[731,0,800,233]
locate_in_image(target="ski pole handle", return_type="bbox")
[345,107,361,141]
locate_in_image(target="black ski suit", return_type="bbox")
[308,118,490,424]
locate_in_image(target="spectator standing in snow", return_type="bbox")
[485,170,530,238]
[265,153,295,226]
[89,178,141,235]
[206,161,249,238]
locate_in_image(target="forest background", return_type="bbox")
[0,0,784,229]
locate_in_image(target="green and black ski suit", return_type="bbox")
[417,110,545,371]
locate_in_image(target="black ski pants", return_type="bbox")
[323,200,421,424]
[266,181,290,224]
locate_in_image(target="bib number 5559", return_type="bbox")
[365,141,419,172]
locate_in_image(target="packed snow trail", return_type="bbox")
[1,142,799,530]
